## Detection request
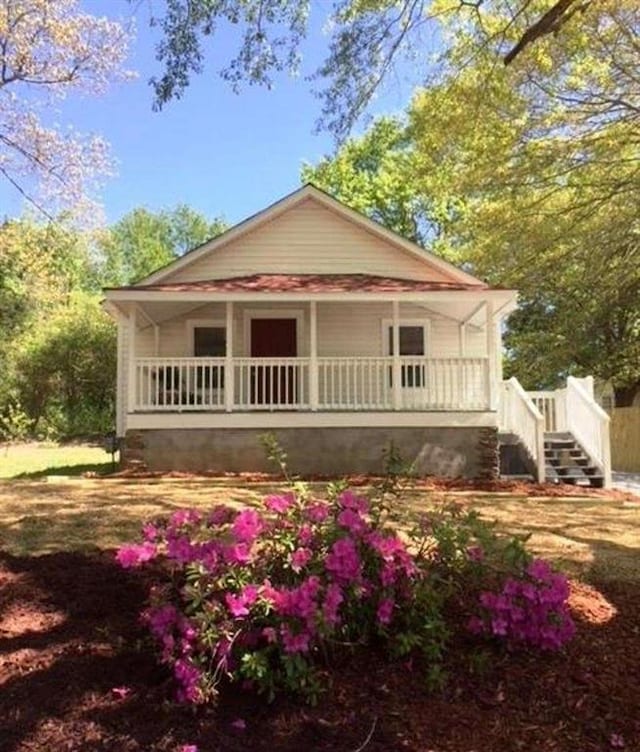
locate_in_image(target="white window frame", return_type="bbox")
[381,319,431,357]
[186,318,226,357]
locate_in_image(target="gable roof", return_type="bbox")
[135,184,485,288]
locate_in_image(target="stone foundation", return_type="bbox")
[121,426,499,479]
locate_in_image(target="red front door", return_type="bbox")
[250,319,297,405]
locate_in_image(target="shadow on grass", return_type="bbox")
[13,461,114,480]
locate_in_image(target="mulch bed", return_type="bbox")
[99,469,638,502]
[1,551,638,752]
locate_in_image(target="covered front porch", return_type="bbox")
[104,279,517,430]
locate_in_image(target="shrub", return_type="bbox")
[468,558,576,650]
[117,484,575,704]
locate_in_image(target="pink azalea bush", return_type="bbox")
[117,484,575,704]
[468,557,576,650]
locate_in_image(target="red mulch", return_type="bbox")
[1,552,638,752]
[103,469,639,502]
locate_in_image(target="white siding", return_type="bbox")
[130,301,487,360]
[465,327,487,358]
[166,199,454,284]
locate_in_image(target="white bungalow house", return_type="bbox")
[103,185,611,486]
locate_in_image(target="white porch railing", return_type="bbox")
[565,376,612,487]
[135,358,226,411]
[317,357,392,410]
[133,356,489,413]
[234,358,310,410]
[499,378,545,482]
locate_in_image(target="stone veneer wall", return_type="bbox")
[121,426,499,480]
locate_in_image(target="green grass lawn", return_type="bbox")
[0,442,113,479]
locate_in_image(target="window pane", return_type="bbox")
[399,326,424,356]
[194,327,226,357]
[388,325,425,355]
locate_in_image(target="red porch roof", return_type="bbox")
[111,273,489,294]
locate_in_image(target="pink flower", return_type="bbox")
[223,542,252,564]
[338,490,369,514]
[609,733,625,748]
[208,505,236,525]
[225,584,259,618]
[527,558,552,581]
[376,597,394,626]
[232,509,265,543]
[231,718,247,732]
[467,545,484,562]
[170,509,202,528]
[116,542,156,568]
[111,686,131,699]
[322,583,343,627]
[264,493,295,514]
[305,501,330,523]
[180,746,198,752]
[174,659,202,703]
[337,508,368,536]
[167,535,196,564]
[142,523,159,541]
[262,626,278,643]
[290,547,312,572]
[326,537,362,584]
[298,524,314,546]
[280,626,311,654]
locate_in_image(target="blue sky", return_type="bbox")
[1,0,431,226]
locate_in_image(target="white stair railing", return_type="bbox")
[499,378,545,483]
[565,376,612,487]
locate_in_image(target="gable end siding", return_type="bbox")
[165,199,453,284]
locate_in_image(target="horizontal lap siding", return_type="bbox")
[464,327,486,357]
[165,199,453,283]
[132,302,481,359]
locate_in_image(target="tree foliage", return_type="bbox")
[0,0,132,216]
[0,203,227,439]
[13,293,117,436]
[145,0,612,140]
[98,205,228,286]
[305,1,640,403]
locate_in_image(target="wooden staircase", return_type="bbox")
[499,376,611,488]
[500,431,605,487]
[543,433,605,488]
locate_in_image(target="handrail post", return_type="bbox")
[535,414,545,483]
[602,416,612,488]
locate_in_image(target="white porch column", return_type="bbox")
[392,300,402,410]
[485,300,497,410]
[459,323,467,356]
[127,306,137,413]
[225,301,234,412]
[495,321,503,383]
[309,301,319,411]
